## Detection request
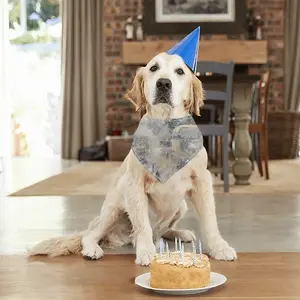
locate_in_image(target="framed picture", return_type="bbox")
[143,0,247,35]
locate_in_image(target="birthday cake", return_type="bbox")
[150,240,210,289]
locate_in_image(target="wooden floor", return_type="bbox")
[2,158,300,299]
[1,253,300,299]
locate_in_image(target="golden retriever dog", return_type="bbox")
[29,52,237,265]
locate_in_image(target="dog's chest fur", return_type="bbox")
[118,146,207,219]
[145,166,193,214]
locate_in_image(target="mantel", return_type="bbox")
[122,40,268,65]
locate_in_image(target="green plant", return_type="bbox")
[9,0,60,31]
[10,31,58,44]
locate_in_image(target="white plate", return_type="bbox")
[135,272,227,295]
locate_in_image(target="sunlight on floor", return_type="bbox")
[1,156,78,195]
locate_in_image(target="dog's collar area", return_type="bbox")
[142,115,193,123]
[132,115,203,183]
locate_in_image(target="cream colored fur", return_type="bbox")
[28,53,237,265]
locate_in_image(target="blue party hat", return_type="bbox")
[167,27,200,73]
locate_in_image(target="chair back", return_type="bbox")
[196,61,235,130]
[251,71,271,126]
[258,71,271,126]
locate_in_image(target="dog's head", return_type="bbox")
[125,52,204,116]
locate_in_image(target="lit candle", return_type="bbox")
[198,239,202,257]
[175,237,178,251]
[181,243,185,261]
[192,240,196,265]
[160,238,164,257]
[166,242,169,258]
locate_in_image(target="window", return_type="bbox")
[8,0,62,157]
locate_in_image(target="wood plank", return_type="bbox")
[122,40,268,65]
[1,253,300,299]
[200,74,261,83]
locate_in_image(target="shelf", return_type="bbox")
[122,40,268,65]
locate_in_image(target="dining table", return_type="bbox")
[200,73,261,186]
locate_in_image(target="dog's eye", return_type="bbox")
[175,68,185,75]
[150,65,158,72]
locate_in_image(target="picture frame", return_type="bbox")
[143,0,247,35]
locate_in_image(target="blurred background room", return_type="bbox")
[0,0,300,298]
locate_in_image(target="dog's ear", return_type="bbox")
[125,67,146,111]
[185,75,204,116]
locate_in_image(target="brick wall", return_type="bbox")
[104,0,285,133]
[248,0,285,110]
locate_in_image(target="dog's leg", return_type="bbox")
[189,170,237,261]
[161,200,196,242]
[81,190,121,260]
[152,211,178,247]
[124,186,156,266]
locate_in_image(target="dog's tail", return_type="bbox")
[27,233,83,257]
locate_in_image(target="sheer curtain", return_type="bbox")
[61,0,106,159]
[284,0,300,111]
[0,0,11,159]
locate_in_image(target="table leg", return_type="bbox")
[232,84,253,185]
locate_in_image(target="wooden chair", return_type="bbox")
[196,61,235,193]
[230,71,271,179]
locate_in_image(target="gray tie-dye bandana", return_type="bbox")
[132,115,203,183]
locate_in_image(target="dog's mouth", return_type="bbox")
[153,92,173,106]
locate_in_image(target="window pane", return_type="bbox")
[8,0,62,157]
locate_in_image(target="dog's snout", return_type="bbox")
[156,78,172,91]
[154,77,172,106]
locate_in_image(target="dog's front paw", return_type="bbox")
[163,229,196,242]
[209,239,237,261]
[81,243,104,260]
[136,244,156,266]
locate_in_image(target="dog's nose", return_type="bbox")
[156,78,172,91]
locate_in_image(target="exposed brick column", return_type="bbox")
[248,0,285,110]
